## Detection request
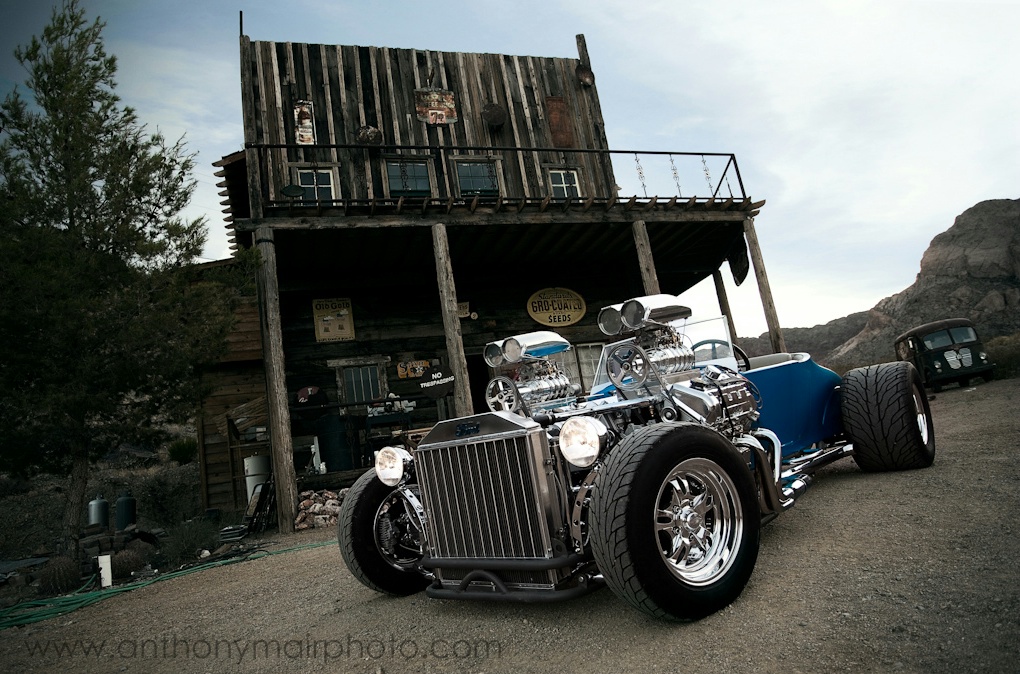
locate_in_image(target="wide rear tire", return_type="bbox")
[841,361,935,472]
[589,423,760,621]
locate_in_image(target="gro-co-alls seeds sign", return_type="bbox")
[527,288,586,327]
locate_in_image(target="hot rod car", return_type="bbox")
[337,294,936,621]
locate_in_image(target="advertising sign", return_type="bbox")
[415,89,458,125]
[313,298,354,342]
[527,288,586,327]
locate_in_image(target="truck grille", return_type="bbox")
[414,433,551,560]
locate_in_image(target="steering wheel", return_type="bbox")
[691,339,751,372]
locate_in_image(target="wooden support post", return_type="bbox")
[254,225,297,533]
[744,217,787,353]
[631,219,661,296]
[712,269,737,339]
[432,223,473,417]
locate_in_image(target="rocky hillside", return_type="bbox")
[740,198,1020,367]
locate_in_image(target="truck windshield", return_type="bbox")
[923,326,977,350]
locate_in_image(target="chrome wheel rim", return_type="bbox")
[374,489,425,571]
[654,457,743,586]
[912,383,930,445]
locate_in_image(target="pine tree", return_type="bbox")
[0,1,236,557]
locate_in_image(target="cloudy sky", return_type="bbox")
[2,0,1018,337]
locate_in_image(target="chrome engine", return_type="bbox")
[483,331,581,414]
[670,366,759,440]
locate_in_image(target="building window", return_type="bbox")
[296,168,335,201]
[551,342,603,393]
[456,161,499,196]
[386,160,431,197]
[549,169,580,199]
[329,355,391,423]
[343,365,382,403]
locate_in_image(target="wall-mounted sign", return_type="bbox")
[417,366,455,399]
[415,89,458,125]
[397,360,430,379]
[313,298,354,342]
[294,100,315,145]
[527,287,586,327]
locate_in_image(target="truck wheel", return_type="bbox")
[923,368,941,393]
[841,361,935,472]
[337,470,429,596]
[589,423,760,621]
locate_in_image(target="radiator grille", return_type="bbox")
[414,432,551,560]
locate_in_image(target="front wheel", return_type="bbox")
[841,361,935,472]
[589,423,761,621]
[337,470,429,596]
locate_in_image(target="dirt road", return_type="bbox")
[2,378,1018,674]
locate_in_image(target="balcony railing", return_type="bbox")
[242,143,747,215]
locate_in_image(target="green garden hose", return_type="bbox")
[0,539,335,630]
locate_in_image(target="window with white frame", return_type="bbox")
[456,161,499,196]
[549,169,580,199]
[386,159,432,197]
[296,168,335,201]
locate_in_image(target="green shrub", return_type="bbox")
[987,332,1020,379]
[156,518,221,569]
[166,438,198,465]
[110,549,147,579]
[135,463,202,528]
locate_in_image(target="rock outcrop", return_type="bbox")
[741,198,1020,367]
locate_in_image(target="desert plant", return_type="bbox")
[986,333,1020,379]
[125,537,158,562]
[155,518,221,569]
[36,556,81,595]
[110,549,147,579]
[816,356,883,377]
[166,438,198,465]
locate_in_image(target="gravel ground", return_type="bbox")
[1,377,1018,674]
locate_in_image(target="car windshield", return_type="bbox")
[589,315,737,396]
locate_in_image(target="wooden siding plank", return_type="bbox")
[382,47,403,147]
[498,54,530,198]
[319,44,339,166]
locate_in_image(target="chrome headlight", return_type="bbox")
[558,416,607,468]
[374,446,412,486]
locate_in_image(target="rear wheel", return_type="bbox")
[841,361,935,472]
[589,423,760,621]
[337,470,429,596]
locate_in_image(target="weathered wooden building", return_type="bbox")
[199,29,785,529]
